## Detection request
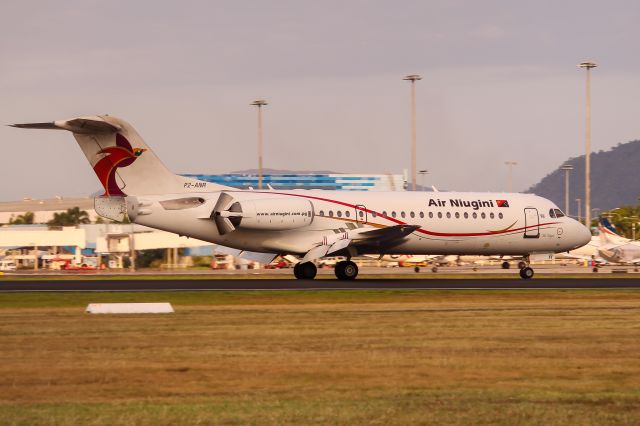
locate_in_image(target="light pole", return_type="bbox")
[560,164,574,215]
[403,74,422,191]
[251,99,268,189]
[578,61,597,232]
[418,169,429,191]
[505,161,517,192]
[576,198,582,223]
[631,217,638,240]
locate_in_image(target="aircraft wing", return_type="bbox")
[301,225,419,263]
[213,244,277,264]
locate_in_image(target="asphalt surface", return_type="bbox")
[2,277,640,291]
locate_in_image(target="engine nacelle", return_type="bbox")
[217,197,314,231]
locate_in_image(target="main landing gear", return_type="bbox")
[519,256,534,279]
[293,262,317,280]
[335,260,358,280]
[293,260,359,280]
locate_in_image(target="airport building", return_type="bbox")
[182,173,407,191]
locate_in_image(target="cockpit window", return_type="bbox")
[554,209,565,218]
[549,209,556,218]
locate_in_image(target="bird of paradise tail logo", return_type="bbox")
[93,133,146,196]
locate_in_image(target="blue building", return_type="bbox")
[182,173,407,191]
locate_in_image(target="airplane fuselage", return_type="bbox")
[126,189,591,257]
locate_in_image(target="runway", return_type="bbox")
[2,277,640,291]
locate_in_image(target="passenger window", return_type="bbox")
[410,211,415,218]
[446,212,451,219]
[490,212,495,219]
[498,212,503,219]
[554,209,565,218]
[383,211,387,217]
[345,211,350,218]
[329,211,334,217]
[359,211,364,218]
[337,211,342,218]
[319,210,324,216]
[401,211,406,218]
[429,212,434,218]
[419,212,424,218]
[438,212,443,219]
[481,212,486,219]
[464,212,469,219]
[372,212,377,218]
[549,209,556,218]
[392,211,397,218]
[472,212,477,219]
[455,212,460,219]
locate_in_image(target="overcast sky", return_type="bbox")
[1,0,639,201]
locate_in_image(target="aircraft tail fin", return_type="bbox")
[598,217,629,244]
[11,115,229,196]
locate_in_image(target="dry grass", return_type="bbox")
[0,291,640,425]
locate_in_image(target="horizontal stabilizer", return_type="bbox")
[11,117,121,134]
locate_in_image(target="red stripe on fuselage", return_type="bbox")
[227,190,560,238]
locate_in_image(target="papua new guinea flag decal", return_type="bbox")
[496,200,510,207]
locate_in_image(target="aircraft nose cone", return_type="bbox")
[575,221,592,247]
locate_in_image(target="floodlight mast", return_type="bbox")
[578,61,597,230]
[403,74,422,191]
[560,164,574,216]
[418,169,429,191]
[504,161,517,192]
[251,99,268,190]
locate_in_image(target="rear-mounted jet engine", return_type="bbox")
[212,193,314,234]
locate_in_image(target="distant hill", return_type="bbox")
[526,139,640,213]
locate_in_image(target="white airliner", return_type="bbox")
[596,218,640,264]
[11,115,591,280]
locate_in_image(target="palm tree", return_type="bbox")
[9,211,35,225]
[47,207,91,226]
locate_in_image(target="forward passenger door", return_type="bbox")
[523,208,540,238]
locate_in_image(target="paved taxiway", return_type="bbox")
[2,278,640,291]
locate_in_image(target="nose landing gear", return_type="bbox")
[519,267,534,279]
[519,255,534,279]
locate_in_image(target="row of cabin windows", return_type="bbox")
[317,210,504,220]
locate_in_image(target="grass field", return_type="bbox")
[1,290,640,425]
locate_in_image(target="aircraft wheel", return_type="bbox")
[414,266,420,273]
[517,261,527,269]
[294,262,317,280]
[519,267,534,279]
[335,260,358,280]
[501,261,510,269]
[431,266,438,273]
[592,267,599,273]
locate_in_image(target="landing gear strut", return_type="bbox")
[294,262,317,280]
[519,255,534,279]
[335,260,358,280]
